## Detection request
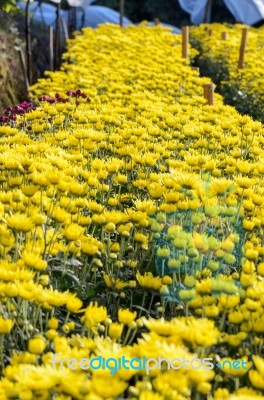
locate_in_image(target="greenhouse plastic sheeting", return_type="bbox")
[178,0,208,24]
[178,0,264,25]
[142,22,181,34]
[18,2,67,26]
[80,5,132,28]
[18,2,132,28]
[224,0,264,25]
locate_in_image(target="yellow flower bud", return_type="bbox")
[28,336,46,354]
[207,260,219,271]
[118,309,137,325]
[242,261,255,274]
[224,253,236,265]
[45,329,58,340]
[162,275,172,285]
[257,262,264,276]
[168,259,181,270]
[197,382,211,394]
[179,288,196,301]
[109,323,123,340]
[228,311,243,324]
[183,275,196,287]
[157,247,170,258]
[243,220,254,231]
[0,317,14,334]
[245,249,259,260]
[128,321,137,330]
[105,222,116,232]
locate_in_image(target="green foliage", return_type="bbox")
[191,41,264,123]
[0,12,26,110]
[0,0,17,13]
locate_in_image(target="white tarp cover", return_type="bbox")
[178,0,264,25]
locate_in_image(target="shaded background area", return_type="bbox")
[94,0,235,26]
[0,15,26,110]
[0,0,237,110]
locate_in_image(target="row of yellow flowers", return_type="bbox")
[190,23,264,121]
[0,24,263,399]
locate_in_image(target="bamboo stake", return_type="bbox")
[203,0,213,23]
[25,0,33,85]
[49,25,54,71]
[60,17,69,41]
[238,28,248,69]
[54,2,61,70]
[68,8,77,38]
[18,49,29,90]
[182,26,189,59]
[119,0,125,27]
[203,83,214,105]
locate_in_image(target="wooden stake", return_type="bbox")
[203,83,214,105]
[221,32,227,40]
[208,29,213,36]
[154,18,160,25]
[54,2,61,70]
[119,0,125,27]
[25,0,33,85]
[60,17,69,41]
[68,7,77,38]
[203,0,213,23]
[182,26,189,59]
[49,26,54,71]
[238,28,248,69]
[191,66,200,73]
[18,49,29,90]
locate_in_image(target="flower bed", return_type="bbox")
[0,24,264,399]
[190,23,264,122]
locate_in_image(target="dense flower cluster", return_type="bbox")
[0,24,264,399]
[0,101,36,124]
[190,23,264,122]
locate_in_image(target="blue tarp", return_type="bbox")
[18,2,67,26]
[178,0,264,25]
[178,0,208,24]
[145,22,181,34]
[78,5,132,28]
[18,2,180,33]
[224,0,264,25]
[18,2,132,27]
